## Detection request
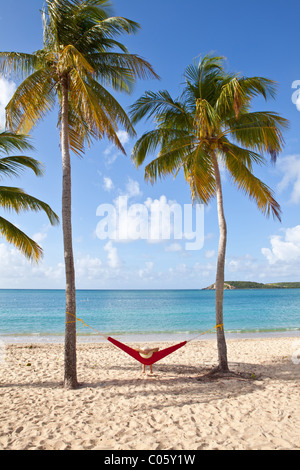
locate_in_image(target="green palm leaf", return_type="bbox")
[130,90,184,124]
[224,111,287,162]
[0,131,34,153]
[0,156,44,178]
[0,52,38,80]
[0,217,43,262]
[0,187,59,225]
[0,132,59,261]
[184,148,216,204]
[5,69,56,134]
[224,152,281,220]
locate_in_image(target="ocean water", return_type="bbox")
[0,289,299,343]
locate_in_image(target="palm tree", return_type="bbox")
[0,131,59,261]
[130,55,288,373]
[0,0,158,388]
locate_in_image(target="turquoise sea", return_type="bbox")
[0,289,299,343]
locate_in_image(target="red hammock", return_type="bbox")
[107,336,187,366]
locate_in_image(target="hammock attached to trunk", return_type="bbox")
[66,312,223,366]
[107,336,187,366]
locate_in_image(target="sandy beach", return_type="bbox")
[0,336,299,450]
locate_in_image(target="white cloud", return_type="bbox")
[0,242,27,272]
[226,254,259,275]
[104,150,118,166]
[0,241,124,287]
[262,225,300,264]
[138,261,154,279]
[277,155,300,204]
[104,241,121,268]
[32,224,51,246]
[0,243,65,287]
[124,178,142,198]
[0,77,16,129]
[205,250,215,259]
[103,176,114,192]
[76,254,103,279]
[32,231,47,245]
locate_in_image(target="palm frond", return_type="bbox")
[215,76,278,119]
[0,132,43,177]
[0,216,43,262]
[224,111,288,162]
[220,138,267,170]
[85,76,135,135]
[183,55,225,107]
[0,156,44,178]
[59,44,95,76]
[215,76,246,119]
[184,148,216,204]
[85,52,133,92]
[67,68,125,153]
[0,187,59,225]
[65,73,135,155]
[0,132,34,154]
[0,52,39,80]
[225,153,281,220]
[194,98,220,138]
[238,76,278,101]
[62,103,92,157]
[89,52,159,92]
[130,90,185,124]
[132,128,192,168]
[89,16,140,41]
[5,69,56,134]
[131,129,164,167]
[72,0,113,23]
[144,147,188,183]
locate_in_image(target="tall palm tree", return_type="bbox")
[130,55,288,373]
[0,131,59,261]
[0,0,158,388]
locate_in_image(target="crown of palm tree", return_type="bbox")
[1,0,159,156]
[130,55,288,221]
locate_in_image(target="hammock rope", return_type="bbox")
[65,312,223,365]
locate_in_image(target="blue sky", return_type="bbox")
[0,0,300,289]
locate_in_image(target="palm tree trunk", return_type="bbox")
[60,75,78,389]
[212,152,229,372]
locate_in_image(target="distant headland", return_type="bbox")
[203,281,300,290]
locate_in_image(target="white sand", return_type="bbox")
[0,336,299,450]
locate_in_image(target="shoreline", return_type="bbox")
[1,328,299,344]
